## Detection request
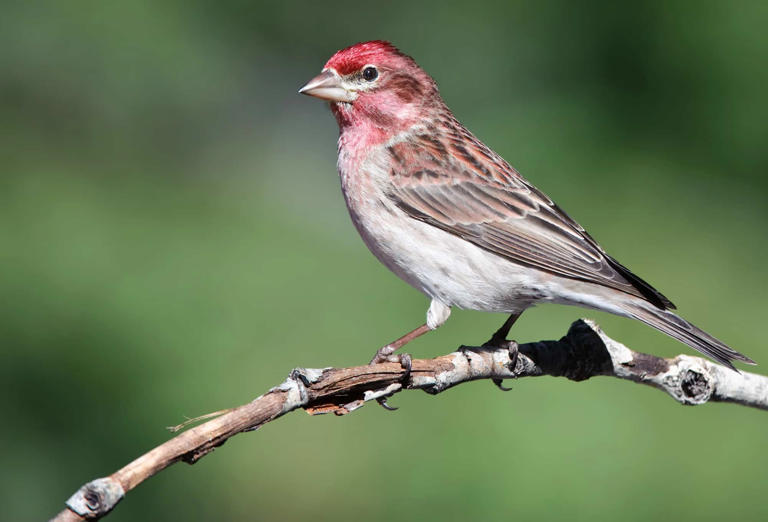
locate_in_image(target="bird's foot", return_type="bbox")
[485,340,519,392]
[369,350,412,381]
[484,331,510,349]
[370,343,397,365]
[457,344,513,391]
[369,350,412,411]
[376,397,398,411]
[505,340,520,370]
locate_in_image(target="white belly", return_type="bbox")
[340,161,548,313]
[337,134,634,318]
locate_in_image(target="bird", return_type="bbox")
[298,40,754,370]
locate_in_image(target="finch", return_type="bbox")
[299,40,753,369]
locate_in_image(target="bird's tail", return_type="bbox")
[621,302,755,370]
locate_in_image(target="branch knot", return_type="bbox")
[65,477,124,518]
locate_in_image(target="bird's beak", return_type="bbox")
[299,70,357,103]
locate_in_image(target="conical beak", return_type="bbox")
[299,70,357,103]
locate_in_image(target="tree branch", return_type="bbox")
[52,319,766,521]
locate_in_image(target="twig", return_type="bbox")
[51,319,766,521]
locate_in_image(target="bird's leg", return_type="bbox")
[485,312,521,347]
[370,326,425,411]
[370,302,451,412]
[370,300,451,367]
[370,324,431,365]
[485,312,522,391]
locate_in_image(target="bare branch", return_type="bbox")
[51,319,766,521]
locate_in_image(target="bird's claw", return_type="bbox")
[490,340,519,392]
[376,397,398,411]
[398,353,412,384]
[369,345,413,411]
[505,340,520,371]
[492,378,513,391]
[370,346,412,383]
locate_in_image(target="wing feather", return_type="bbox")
[387,128,675,310]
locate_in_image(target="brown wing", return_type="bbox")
[386,126,675,310]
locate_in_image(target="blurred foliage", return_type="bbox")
[1,1,767,521]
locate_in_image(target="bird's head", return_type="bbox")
[299,41,439,137]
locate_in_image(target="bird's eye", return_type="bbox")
[362,66,378,82]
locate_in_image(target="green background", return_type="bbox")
[2,1,767,520]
